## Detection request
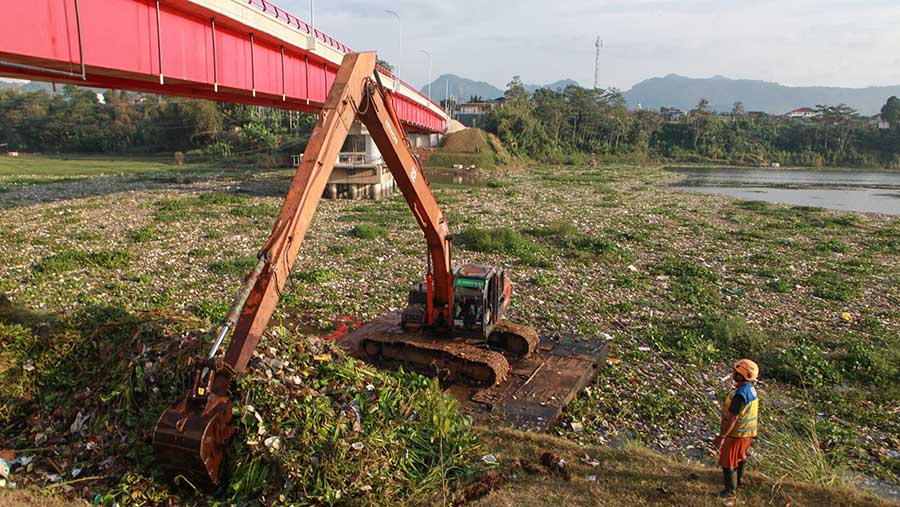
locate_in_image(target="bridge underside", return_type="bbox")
[0,0,445,133]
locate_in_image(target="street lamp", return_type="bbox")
[385,9,401,90]
[420,49,432,100]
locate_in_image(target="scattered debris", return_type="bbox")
[540,452,571,481]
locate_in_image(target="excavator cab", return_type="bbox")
[401,264,510,339]
[451,264,506,338]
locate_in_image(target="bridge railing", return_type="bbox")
[244,0,444,114]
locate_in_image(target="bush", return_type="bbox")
[455,227,549,267]
[206,141,233,159]
[195,299,230,323]
[839,339,900,385]
[350,224,388,240]
[208,255,258,276]
[293,268,335,284]
[808,271,860,301]
[32,249,131,275]
[525,222,619,257]
[764,340,839,388]
[126,226,156,243]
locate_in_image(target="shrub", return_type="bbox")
[126,225,156,243]
[350,224,388,239]
[195,299,230,323]
[455,227,549,267]
[839,339,899,385]
[525,222,618,257]
[814,240,850,254]
[764,340,839,388]
[808,271,860,301]
[32,249,131,275]
[208,255,258,276]
[293,268,334,284]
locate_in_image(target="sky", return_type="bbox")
[279,0,900,91]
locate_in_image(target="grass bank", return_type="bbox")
[0,159,898,503]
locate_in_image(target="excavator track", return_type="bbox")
[488,321,540,359]
[361,334,511,386]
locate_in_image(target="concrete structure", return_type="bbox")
[660,107,686,121]
[871,114,890,129]
[786,107,818,119]
[325,121,442,200]
[326,120,393,200]
[456,100,499,128]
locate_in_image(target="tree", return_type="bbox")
[375,58,393,73]
[692,98,711,115]
[503,76,529,106]
[732,101,746,118]
[881,96,900,127]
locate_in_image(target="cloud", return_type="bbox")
[279,0,900,90]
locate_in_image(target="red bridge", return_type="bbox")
[0,0,447,133]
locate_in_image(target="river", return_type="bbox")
[667,167,900,216]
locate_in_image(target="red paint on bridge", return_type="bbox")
[0,0,446,133]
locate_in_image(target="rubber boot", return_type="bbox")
[717,468,737,499]
[736,460,746,488]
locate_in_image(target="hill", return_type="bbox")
[422,75,582,101]
[424,74,503,101]
[624,74,900,115]
[525,78,580,93]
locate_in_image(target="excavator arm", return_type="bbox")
[152,51,453,486]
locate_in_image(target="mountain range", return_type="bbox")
[6,73,898,116]
[420,74,579,102]
[623,74,900,115]
[419,73,899,116]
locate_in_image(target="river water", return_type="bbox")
[667,167,900,216]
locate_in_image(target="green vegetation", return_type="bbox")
[350,224,389,239]
[0,156,169,182]
[0,297,481,506]
[0,86,316,158]
[808,270,861,301]
[1,160,898,503]
[126,225,157,243]
[32,249,131,276]
[455,227,549,267]
[487,78,900,168]
[208,255,258,276]
[525,222,620,258]
[427,129,507,168]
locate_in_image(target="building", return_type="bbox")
[455,99,500,128]
[325,120,396,200]
[786,107,818,119]
[660,107,686,121]
[870,114,890,129]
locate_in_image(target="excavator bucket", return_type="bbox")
[152,363,235,487]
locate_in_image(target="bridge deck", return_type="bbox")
[0,0,446,132]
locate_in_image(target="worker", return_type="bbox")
[712,359,759,499]
[463,298,478,329]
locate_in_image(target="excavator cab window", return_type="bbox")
[453,278,486,333]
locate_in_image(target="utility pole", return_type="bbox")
[594,37,603,89]
[385,10,401,90]
[445,79,450,116]
[420,49,432,100]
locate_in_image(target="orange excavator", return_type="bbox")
[151,52,540,486]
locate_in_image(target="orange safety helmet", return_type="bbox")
[734,359,759,381]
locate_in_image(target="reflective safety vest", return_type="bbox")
[722,382,759,438]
